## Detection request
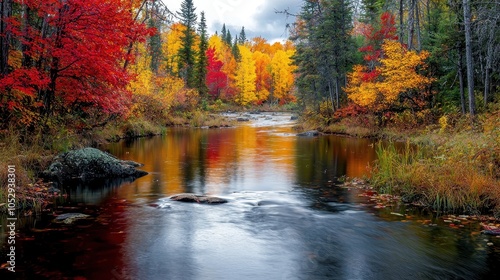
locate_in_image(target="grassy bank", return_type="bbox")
[298,110,500,216]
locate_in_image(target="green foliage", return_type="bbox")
[177,0,198,87]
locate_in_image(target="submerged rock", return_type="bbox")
[42,147,148,183]
[54,213,90,225]
[170,193,228,204]
[237,117,250,122]
[297,130,320,137]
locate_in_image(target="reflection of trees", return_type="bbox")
[64,177,138,204]
[295,136,376,186]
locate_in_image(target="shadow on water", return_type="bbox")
[2,113,500,279]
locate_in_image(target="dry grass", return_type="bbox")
[371,120,500,216]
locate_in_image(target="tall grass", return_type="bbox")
[371,131,500,216]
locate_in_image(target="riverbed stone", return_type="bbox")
[297,130,320,137]
[170,193,228,204]
[42,147,148,182]
[54,213,91,225]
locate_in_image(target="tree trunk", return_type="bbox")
[0,0,12,75]
[483,28,494,107]
[399,0,404,45]
[415,0,421,51]
[407,0,415,49]
[458,54,466,114]
[463,0,475,116]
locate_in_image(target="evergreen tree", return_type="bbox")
[195,11,209,97]
[360,0,382,24]
[148,1,163,74]
[221,23,227,39]
[232,36,241,61]
[292,0,355,110]
[177,0,197,87]
[225,30,233,46]
[238,26,247,44]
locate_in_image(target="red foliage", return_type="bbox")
[1,0,150,121]
[358,12,398,65]
[206,47,227,99]
[333,103,367,119]
[361,69,380,82]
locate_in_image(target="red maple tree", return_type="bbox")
[205,47,227,99]
[0,0,150,126]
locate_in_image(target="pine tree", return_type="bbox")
[195,11,209,97]
[232,36,241,61]
[177,0,198,88]
[221,23,227,39]
[148,1,163,74]
[225,30,232,46]
[292,0,355,110]
[238,26,247,44]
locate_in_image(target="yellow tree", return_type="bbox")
[270,49,296,103]
[163,23,185,75]
[346,40,432,112]
[235,45,257,105]
[252,51,272,103]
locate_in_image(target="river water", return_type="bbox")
[2,113,500,279]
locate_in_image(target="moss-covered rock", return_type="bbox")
[42,147,148,182]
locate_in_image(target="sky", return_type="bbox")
[163,0,303,43]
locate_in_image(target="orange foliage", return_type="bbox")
[346,40,433,112]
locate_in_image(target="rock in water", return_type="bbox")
[297,130,320,137]
[42,147,148,182]
[54,213,90,225]
[170,193,228,204]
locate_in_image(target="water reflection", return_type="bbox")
[4,114,499,279]
[107,117,377,202]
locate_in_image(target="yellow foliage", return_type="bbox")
[270,49,296,102]
[163,23,185,75]
[8,49,22,69]
[235,45,257,105]
[346,40,433,112]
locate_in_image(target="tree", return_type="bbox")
[0,0,149,128]
[462,0,474,116]
[235,45,257,105]
[206,47,227,99]
[346,40,433,113]
[177,0,198,88]
[163,23,186,76]
[239,26,247,45]
[291,0,355,110]
[252,51,272,103]
[271,50,296,104]
[195,11,208,97]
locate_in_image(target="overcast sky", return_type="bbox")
[164,0,303,43]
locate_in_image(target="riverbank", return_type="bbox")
[298,110,500,217]
[0,111,235,215]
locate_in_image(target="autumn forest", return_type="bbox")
[0,0,500,212]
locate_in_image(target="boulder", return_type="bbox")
[170,193,228,204]
[54,213,90,225]
[237,117,250,122]
[42,147,148,182]
[290,115,299,121]
[297,130,320,137]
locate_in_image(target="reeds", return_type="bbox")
[371,133,500,216]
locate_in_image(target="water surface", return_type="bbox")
[1,113,499,279]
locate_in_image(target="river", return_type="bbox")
[1,112,500,279]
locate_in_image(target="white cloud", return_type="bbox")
[161,0,301,42]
